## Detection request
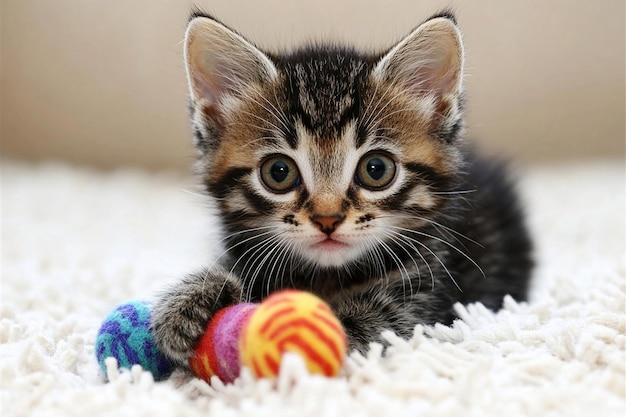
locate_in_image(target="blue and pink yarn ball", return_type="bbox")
[95,300,173,380]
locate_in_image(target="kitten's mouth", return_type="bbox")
[315,237,348,251]
[308,236,360,267]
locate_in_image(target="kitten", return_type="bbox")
[152,11,533,364]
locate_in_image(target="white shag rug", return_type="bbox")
[1,158,624,417]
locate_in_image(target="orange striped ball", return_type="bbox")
[239,290,347,378]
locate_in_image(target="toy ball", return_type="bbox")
[95,300,173,381]
[240,290,347,378]
[189,303,257,383]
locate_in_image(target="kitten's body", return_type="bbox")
[152,12,533,362]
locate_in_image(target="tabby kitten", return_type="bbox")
[152,11,532,364]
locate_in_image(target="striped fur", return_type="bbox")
[151,11,533,364]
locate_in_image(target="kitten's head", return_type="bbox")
[185,12,465,274]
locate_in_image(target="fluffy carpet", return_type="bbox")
[1,158,624,416]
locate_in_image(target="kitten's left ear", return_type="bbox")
[374,15,464,103]
[184,16,278,126]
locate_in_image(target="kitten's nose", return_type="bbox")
[311,214,345,235]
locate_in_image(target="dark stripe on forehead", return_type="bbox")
[356,126,399,149]
[284,127,299,149]
[256,127,299,150]
[276,47,371,140]
[278,118,299,149]
[337,103,359,134]
[295,108,358,142]
[355,124,369,148]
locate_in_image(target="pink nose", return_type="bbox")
[311,214,345,234]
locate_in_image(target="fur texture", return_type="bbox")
[151,11,533,364]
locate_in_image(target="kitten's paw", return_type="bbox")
[150,269,242,364]
[151,292,212,364]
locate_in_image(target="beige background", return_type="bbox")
[1,0,624,171]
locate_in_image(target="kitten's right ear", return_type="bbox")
[185,16,277,125]
[374,15,464,102]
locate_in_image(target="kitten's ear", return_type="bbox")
[184,16,277,124]
[374,15,464,101]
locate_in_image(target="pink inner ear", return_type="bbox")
[405,55,459,99]
[378,18,463,100]
[193,61,238,106]
[193,73,220,105]
[377,51,459,99]
[192,69,228,129]
[185,17,278,121]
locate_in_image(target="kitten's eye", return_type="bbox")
[356,153,397,190]
[260,155,301,193]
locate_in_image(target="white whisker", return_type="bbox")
[374,236,412,296]
[431,189,477,196]
[385,230,433,292]
[390,225,485,280]
[386,227,462,291]
[379,213,484,249]
[380,230,422,298]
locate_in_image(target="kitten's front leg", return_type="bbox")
[331,287,453,354]
[151,267,242,364]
